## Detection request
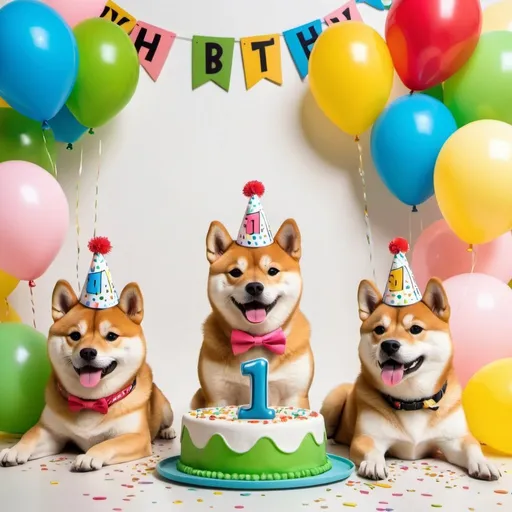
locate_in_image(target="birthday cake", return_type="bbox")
[177,405,331,481]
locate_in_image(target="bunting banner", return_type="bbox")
[94,0,391,90]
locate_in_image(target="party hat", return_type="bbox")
[79,237,119,309]
[236,181,274,248]
[383,237,422,306]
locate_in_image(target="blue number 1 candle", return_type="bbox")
[238,358,276,420]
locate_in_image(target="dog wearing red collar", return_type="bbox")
[191,181,313,409]
[0,279,174,472]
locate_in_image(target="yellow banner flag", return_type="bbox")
[100,0,137,34]
[240,34,283,90]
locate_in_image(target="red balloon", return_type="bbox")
[385,0,482,91]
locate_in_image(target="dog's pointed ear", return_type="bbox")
[119,283,144,324]
[52,280,79,322]
[275,219,301,260]
[206,221,233,264]
[358,280,382,321]
[422,278,450,322]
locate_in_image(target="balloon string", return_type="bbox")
[408,210,413,247]
[28,282,36,330]
[3,297,8,321]
[470,247,477,274]
[76,147,84,293]
[42,129,57,178]
[93,139,102,238]
[355,136,376,284]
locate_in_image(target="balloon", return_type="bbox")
[0,161,69,281]
[66,19,139,128]
[444,31,512,127]
[434,120,512,245]
[371,94,457,208]
[443,273,512,388]
[482,0,512,34]
[0,0,78,122]
[462,358,512,454]
[385,0,482,91]
[0,108,57,175]
[0,269,19,299]
[0,300,21,323]
[411,219,512,291]
[421,84,444,103]
[41,0,106,28]
[309,21,394,136]
[0,323,50,434]
[48,105,88,146]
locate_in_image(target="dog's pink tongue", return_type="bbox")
[79,370,102,388]
[245,308,267,324]
[381,365,405,386]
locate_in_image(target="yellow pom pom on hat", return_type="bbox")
[79,236,119,309]
[383,237,422,307]
[236,181,274,248]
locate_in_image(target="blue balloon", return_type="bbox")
[370,94,457,208]
[0,0,78,123]
[48,105,87,146]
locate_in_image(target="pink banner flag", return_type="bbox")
[324,0,362,26]
[130,21,176,81]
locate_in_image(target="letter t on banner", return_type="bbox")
[192,36,235,91]
[130,21,176,82]
[283,20,323,79]
[240,35,282,90]
[325,1,362,25]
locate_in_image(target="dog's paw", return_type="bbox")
[358,460,388,481]
[468,460,501,481]
[0,447,30,467]
[159,427,176,440]
[71,454,104,472]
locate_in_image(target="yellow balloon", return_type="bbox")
[0,299,21,323]
[0,270,19,298]
[309,21,394,137]
[434,120,512,245]
[463,358,512,455]
[482,0,512,33]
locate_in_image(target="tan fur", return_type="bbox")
[0,281,175,472]
[192,218,314,408]
[321,278,500,481]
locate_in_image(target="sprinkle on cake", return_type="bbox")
[188,406,319,423]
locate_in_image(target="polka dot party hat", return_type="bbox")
[383,238,422,307]
[79,236,119,310]
[236,181,274,248]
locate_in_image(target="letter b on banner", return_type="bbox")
[192,36,235,91]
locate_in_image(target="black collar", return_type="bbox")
[381,382,447,411]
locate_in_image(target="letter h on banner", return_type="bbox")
[283,20,323,80]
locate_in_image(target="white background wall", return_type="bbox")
[9,0,494,415]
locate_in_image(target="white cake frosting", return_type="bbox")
[182,406,326,453]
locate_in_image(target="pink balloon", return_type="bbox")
[41,0,106,28]
[443,273,512,388]
[0,161,69,281]
[412,219,512,291]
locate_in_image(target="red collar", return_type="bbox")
[57,380,136,414]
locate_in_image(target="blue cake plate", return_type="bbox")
[156,454,354,490]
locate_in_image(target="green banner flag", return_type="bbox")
[192,36,235,91]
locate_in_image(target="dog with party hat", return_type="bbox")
[191,180,314,409]
[320,238,500,481]
[0,237,175,472]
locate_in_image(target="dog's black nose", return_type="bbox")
[245,282,264,297]
[380,340,401,356]
[80,348,97,361]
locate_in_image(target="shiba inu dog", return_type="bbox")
[321,276,500,481]
[191,181,314,409]
[0,239,174,472]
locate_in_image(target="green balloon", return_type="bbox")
[66,18,140,128]
[0,323,51,435]
[444,31,512,127]
[0,109,56,175]
[421,84,444,103]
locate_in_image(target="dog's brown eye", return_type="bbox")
[374,326,386,335]
[229,268,243,278]
[268,267,280,276]
[106,332,119,342]
[410,325,424,335]
[69,331,81,341]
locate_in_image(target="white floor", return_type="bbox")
[1,433,511,512]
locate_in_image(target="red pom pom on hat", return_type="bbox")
[243,180,265,197]
[389,237,409,255]
[88,236,112,255]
